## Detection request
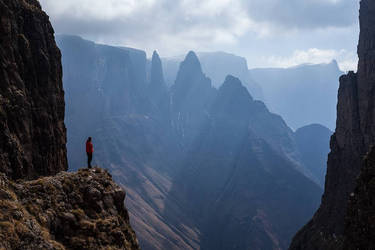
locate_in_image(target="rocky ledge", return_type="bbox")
[0,168,139,250]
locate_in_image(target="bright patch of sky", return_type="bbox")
[39,0,360,71]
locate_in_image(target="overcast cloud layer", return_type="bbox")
[40,0,360,71]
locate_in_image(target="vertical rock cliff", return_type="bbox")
[0,0,140,249]
[0,0,67,180]
[290,1,374,249]
[344,147,375,249]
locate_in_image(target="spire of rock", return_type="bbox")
[150,50,165,88]
[174,51,204,85]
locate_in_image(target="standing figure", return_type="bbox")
[86,137,94,169]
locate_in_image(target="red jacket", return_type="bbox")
[86,141,94,153]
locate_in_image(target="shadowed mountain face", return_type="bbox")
[166,76,322,250]
[295,124,332,188]
[0,0,67,180]
[162,52,264,100]
[250,61,343,130]
[58,36,323,250]
[290,1,375,249]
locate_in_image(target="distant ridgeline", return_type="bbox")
[58,34,333,250]
[0,0,139,249]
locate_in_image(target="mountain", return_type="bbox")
[162,51,264,100]
[166,75,322,250]
[250,61,343,130]
[295,124,332,187]
[0,1,139,249]
[290,1,374,249]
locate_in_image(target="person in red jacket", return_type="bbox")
[86,137,94,169]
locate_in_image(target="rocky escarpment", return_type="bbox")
[0,168,139,250]
[290,1,375,249]
[0,0,67,180]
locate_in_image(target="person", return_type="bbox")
[86,137,94,169]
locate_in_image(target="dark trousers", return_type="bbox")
[87,153,93,168]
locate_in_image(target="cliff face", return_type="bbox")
[344,147,375,249]
[0,1,140,249]
[290,1,374,249]
[0,0,67,180]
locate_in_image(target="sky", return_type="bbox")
[39,0,360,71]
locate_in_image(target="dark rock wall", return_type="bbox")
[0,0,67,180]
[290,1,375,249]
[344,147,375,249]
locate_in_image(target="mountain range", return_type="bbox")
[57,34,331,249]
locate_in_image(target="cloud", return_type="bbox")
[244,0,359,30]
[40,0,253,56]
[39,0,359,69]
[265,48,358,71]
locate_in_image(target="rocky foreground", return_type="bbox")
[0,168,139,250]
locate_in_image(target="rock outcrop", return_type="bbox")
[0,168,139,250]
[0,0,67,180]
[290,1,375,249]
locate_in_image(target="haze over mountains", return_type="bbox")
[163,53,342,131]
[251,61,343,130]
[57,34,334,249]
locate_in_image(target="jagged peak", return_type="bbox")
[218,75,253,100]
[150,50,165,86]
[179,51,203,73]
[152,50,161,62]
[174,50,206,86]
